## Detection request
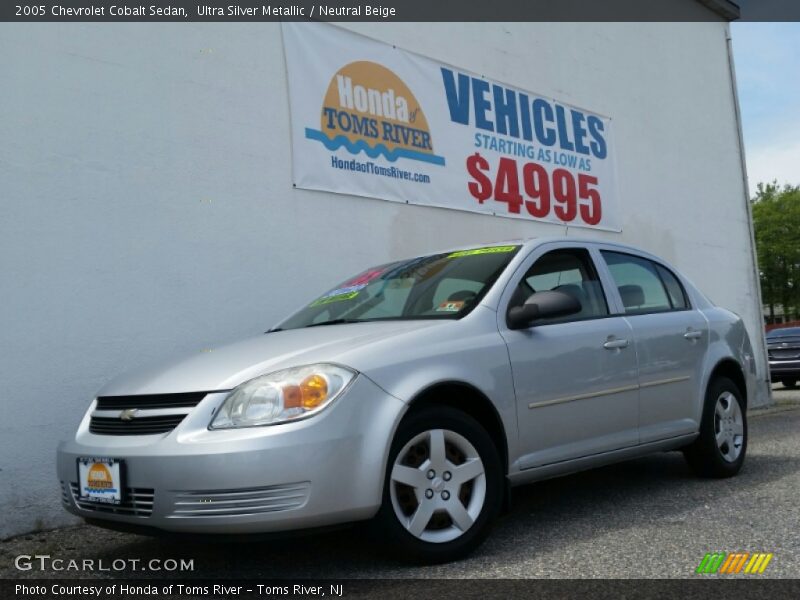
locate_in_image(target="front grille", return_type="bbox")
[60,481,70,504]
[69,483,154,517]
[90,392,209,436]
[96,392,208,410]
[772,350,800,360]
[767,336,800,356]
[168,483,310,518]
[89,415,187,435]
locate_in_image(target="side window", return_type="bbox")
[656,265,689,310]
[601,251,673,314]
[513,248,609,322]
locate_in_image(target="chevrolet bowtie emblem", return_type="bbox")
[119,408,139,421]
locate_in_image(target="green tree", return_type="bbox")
[752,183,800,322]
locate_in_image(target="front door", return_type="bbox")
[499,246,640,469]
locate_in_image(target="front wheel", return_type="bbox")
[683,376,747,478]
[782,378,797,389]
[375,406,503,563]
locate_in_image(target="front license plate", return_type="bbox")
[77,457,123,505]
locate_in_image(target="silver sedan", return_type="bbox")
[57,237,756,562]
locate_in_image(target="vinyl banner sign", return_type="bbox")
[283,23,621,232]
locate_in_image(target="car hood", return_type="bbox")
[97,320,447,396]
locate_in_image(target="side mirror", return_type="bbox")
[507,290,582,330]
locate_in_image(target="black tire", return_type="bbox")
[782,378,797,389]
[374,405,503,563]
[683,376,747,478]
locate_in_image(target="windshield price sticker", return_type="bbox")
[309,288,364,307]
[448,245,519,258]
[437,301,466,312]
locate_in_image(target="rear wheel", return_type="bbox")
[375,406,502,563]
[782,378,797,389]
[683,376,747,478]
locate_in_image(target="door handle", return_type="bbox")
[603,338,629,350]
[684,330,703,340]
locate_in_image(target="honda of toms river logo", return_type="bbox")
[86,463,113,490]
[696,552,773,574]
[305,61,445,166]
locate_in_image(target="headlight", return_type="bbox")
[209,363,356,429]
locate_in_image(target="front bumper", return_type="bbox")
[56,375,406,534]
[768,359,800,379]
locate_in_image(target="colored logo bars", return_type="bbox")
[696,552,773,574]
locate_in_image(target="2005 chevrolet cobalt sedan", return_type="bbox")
[57,238,755,562]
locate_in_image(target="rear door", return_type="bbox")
[598,249,708,442]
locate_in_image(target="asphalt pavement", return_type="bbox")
[2,385,798,581]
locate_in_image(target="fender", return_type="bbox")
[698,307,751,423]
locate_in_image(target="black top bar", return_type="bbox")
[6,0,800,23]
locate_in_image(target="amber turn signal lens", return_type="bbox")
[300,374,328,409]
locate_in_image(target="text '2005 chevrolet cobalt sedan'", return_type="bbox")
[57,238,756,562]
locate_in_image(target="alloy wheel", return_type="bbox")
[389,428,486,543]
[714,391,744,462]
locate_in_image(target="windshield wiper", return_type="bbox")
[304,318,363,328]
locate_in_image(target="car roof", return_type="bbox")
[424,236,662,261]
[397,234,712,311]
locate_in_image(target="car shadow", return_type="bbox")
[76,449,798,578]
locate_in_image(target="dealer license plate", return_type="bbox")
[77,457,123,504]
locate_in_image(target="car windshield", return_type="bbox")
[276,245,521,330]
[767,327,800,338]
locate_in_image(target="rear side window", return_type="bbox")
[655,265,688,310]
[601,251,672,314]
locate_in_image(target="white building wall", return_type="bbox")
[0,19,768,538]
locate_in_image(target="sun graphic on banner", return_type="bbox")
[305,60,445,166]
